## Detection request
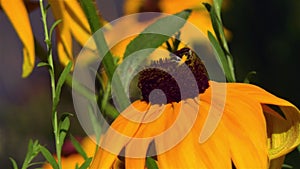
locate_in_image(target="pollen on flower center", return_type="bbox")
[138,48,209,104]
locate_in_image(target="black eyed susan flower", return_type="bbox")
[89,47,300,168]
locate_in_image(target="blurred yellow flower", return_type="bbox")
[90,81,300,168]
[124,0,230,37]
[0,0,93,77]
[0,0,35,77]
[42,136,97,169]
[48,0,92,67]
[106,0,231,61]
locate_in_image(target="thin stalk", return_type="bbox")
[39,1,62,168]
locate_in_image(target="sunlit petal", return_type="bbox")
[226,82,300,159]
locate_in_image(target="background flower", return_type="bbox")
[0,0,35,77]
[0,0,95,77]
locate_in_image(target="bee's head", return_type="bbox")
[171,47,194,66]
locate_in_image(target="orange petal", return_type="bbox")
[90,148,118,169]
[157,99,231,168]
[227,82,300,159]
[2,0,35,77]
[223,93,268,168]
[90,101,149,168]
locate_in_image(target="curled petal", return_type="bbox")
[226,83,300,159]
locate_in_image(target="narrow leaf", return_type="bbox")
[40,146,59,169]
[49,20,62,40]
[54,61,72,109]
[146,157,159,169]
[123,9,191,58]
[21,140,41,169]
[78,158,92,169]
[243,71,257,83]
[58,116,70,150]
[79,0,115,78]
[79,0,102,33]
[70,134,88,160]
[207,31,233,82]
[37,62,50,68]
[282,164,293,169]
[212,0,223,20]
[9,157,19,169]
[88,105,102,145]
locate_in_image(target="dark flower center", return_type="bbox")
[138,47,209,104]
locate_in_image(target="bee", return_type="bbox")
[171,47,198,67]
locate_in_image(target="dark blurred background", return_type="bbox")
[0,0,299,168]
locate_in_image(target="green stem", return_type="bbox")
[39,1,61,168]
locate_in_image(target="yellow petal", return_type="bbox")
[65,11,92,48]
[227,82,300,159]
[49,0,73,66]
[2,0,35,77]
[223,93,268,168]
[63,0,90,34]
[64,0,96,49]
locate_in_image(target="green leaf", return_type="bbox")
[66,74,96,103]
[212,0,223,20]
[40,146,59,169]
[204,1,236,82]
[79,0,102,33]
[146,157,159,169]
[203,2,228,54]
[88,105,102,145]
[243,71,257,83]
[102,103,119,119]
[54,61,72,110]
[58,115,71,150]
[70,134,88,160]
[49,20,62,40]
[207,31,233,82]
[78,158,92,169]
[79,0,115,78]
[282,164,293,169]
[9,157,19,169]
[37,62,50,68]
[21,140,41,169]
[123,10,191,58]
[78,157,92,169]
